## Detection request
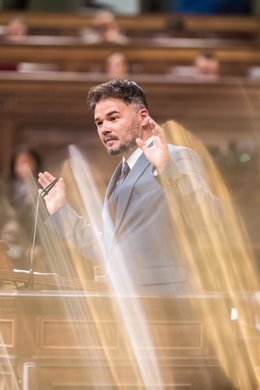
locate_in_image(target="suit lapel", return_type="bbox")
[115,153,150,232]
[106,162,122,197]
[103,161,122,222]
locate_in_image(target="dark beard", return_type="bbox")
[106,137,137,156]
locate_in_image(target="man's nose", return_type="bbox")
[101,121,112,134]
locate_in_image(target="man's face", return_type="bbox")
[94,98,148,158]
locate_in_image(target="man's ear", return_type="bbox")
[139,108,149,127]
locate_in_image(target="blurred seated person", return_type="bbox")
[1,16,28,42]
[79,10,129,44]
[168,51,220,80]
[7,145,42,208]
[0,16,28,70]
[105,51,130,79]
[0,16,60,72]
[1,219,28,270]
[1,146,44,269]
[194,51,220,79]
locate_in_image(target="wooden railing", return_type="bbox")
[0,36,260,75]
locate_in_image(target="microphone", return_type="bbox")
[40,178,58,198]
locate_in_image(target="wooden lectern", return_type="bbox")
[0,241,258,389]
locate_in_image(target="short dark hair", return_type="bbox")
[87,79,148,110]
[197,51,216,60]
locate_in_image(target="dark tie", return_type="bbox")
[108,161,130,220]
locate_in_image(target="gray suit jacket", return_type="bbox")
[47,144,221,295]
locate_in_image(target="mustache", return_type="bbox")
[103,135,119,143]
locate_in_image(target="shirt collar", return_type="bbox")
[123,135,154,170]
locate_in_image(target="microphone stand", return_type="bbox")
[27,193,40,289]
[27,178,58,289]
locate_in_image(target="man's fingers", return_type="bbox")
[38,173,47,187]
[148,118,165,141]
[43,171,56,182]
[58,178,65,189]
[38,171,56,187]
[147,117,157,128]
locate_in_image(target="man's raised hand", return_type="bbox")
[38,171,66,215]
[136,118,170,173]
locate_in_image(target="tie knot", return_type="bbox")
[116,161,129,187]
[122,161,129,176]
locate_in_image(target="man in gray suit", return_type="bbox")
[38,79,221,295]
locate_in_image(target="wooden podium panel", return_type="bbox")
[0,243,258,389]
[0,290,249,390]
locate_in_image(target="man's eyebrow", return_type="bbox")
[95,110,119,123]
